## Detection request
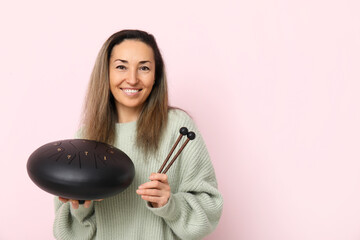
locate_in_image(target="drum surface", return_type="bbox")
[27,139,135,200]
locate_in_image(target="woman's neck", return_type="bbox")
[116,105,142,123]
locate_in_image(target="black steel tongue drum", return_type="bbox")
[27,139,135,203]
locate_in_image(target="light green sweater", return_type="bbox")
[53,109,223,240]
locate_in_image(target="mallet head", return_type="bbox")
[187,131,196,140]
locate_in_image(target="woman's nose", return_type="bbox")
[126,69,138,85]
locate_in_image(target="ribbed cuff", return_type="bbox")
[70,201,95,223]
[146,194,181,221]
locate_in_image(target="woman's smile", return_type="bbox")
[121,88,142,96]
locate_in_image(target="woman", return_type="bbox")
[53,29,223,240]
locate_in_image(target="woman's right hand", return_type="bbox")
[58,197,103,209]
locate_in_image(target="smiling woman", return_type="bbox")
[53,29,223,240]
[81,30,168,154]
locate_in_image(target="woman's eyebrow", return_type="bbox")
[114,59,128,63]
[114,59,151,64]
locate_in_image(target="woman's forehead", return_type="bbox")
[110,40,154,62]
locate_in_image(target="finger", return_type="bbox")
[149,173,168,183]
[58,197,69,203]
[140,195,168,207]
[71,200,79,209]
[84,200,92,208]
[138,180,169,190]
[136,188,161,196]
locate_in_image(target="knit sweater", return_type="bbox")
[53,109,223,240]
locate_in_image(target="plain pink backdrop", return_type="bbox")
[1,0,360,239]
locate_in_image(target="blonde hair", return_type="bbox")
[81,30,168,154]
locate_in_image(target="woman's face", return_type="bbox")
[109,40,155,117]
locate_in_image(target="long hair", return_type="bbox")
[81,30,168,154]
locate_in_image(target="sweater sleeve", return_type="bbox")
[53,197,97,240]
[147,112,223,240]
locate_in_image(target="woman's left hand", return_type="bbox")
[136,173,171,208]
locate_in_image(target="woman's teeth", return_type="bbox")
[121,88,141,96]
[123,89,140,93]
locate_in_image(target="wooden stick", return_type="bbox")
[162,138,190,174]
[158,129,195,174]
[157,134,183,173]
[157,127,188,173]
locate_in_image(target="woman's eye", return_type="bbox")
[140,66,150,71]
[116,65,126,70]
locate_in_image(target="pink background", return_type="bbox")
[1,0,360,239]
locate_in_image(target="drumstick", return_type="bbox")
[157,127,188,173]
[161,131,196,174]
